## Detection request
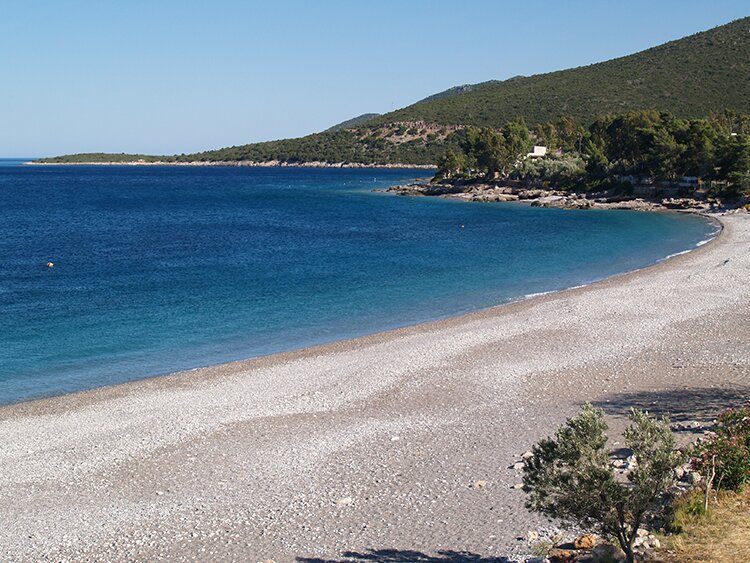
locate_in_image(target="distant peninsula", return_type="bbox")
[30,158,435,169]
[36,17,750,169]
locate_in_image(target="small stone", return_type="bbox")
[590,543,626,562]
[470,480,487,489]
[637,528,649,538]
[650,537,661,549]
[574,533,597,549]
[687,472,702,485]
[510,461,525,470]
[511,483,524,490]
[336,497,353,507]
[390,436,400,441]
[522,450,534,460]
[626,455,638,470]
[548,547,576,561]
[526,530,539,542]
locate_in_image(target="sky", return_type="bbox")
[1,0,748,158]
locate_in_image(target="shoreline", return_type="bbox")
[26,160,437,169]
[387,180,740,213]
[1,212,747,561]
[0,212,722,412]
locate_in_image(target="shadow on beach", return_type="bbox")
[594,385,750,427]
[297,549,511,563]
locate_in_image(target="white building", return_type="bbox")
[526,146,547,159]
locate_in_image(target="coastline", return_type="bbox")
[387,180,737,213]
[26,160,437,169]
[1,210,721,412]
[0,212,747,561]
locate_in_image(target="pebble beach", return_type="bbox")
[0,212,748,562]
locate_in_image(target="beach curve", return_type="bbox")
[0,212,748,561]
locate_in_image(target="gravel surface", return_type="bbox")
[0,213,748,562]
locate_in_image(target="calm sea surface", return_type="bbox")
[0,160,716,404]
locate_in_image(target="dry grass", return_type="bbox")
[656,488,750,562]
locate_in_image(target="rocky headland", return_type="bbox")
[386,180,747,212]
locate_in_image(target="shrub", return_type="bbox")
[513,155,585,187]
[694,406,750,492]
[523,404,683,563]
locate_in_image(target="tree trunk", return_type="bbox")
[625,536,636,563]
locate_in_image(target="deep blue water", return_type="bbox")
[0,161,716,404]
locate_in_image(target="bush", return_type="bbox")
[694,407,750,492]
[513,155,586,187]
[523,404,683,563]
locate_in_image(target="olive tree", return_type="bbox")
[523,404,683,563]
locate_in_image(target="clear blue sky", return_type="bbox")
[1,0,747,157]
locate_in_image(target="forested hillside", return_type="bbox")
[37,17,750,166]
[374,16,750,128]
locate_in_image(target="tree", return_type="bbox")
[646,126,685,181]
[584,138,610,181]
[461,127,508,178]
[523,404,683,563]
[600,111,664,174]
[534,122,561,151]
[435,150,466,180]
[503,117,533,162]
[717,134,750,187]
[556,115,586,153]
[708,109,750,137]
[679,120,718,177]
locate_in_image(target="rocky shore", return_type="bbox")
[386,181,743,212]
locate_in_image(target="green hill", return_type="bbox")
[37,16,750,166]
[324,113,380,132]
[415,81,499,104]
[373,16,750,128]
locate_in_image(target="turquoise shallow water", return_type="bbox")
[0,161,716,404]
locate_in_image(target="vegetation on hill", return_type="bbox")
[38,124,462,165]
[36,17,750,168]
[435,109,750,198]
[323,113,380,132]
[374,17,750,128]
[415,81,498,104]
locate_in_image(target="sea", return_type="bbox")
[0,159,717,404]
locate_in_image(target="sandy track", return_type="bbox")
[0,213,748,562]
